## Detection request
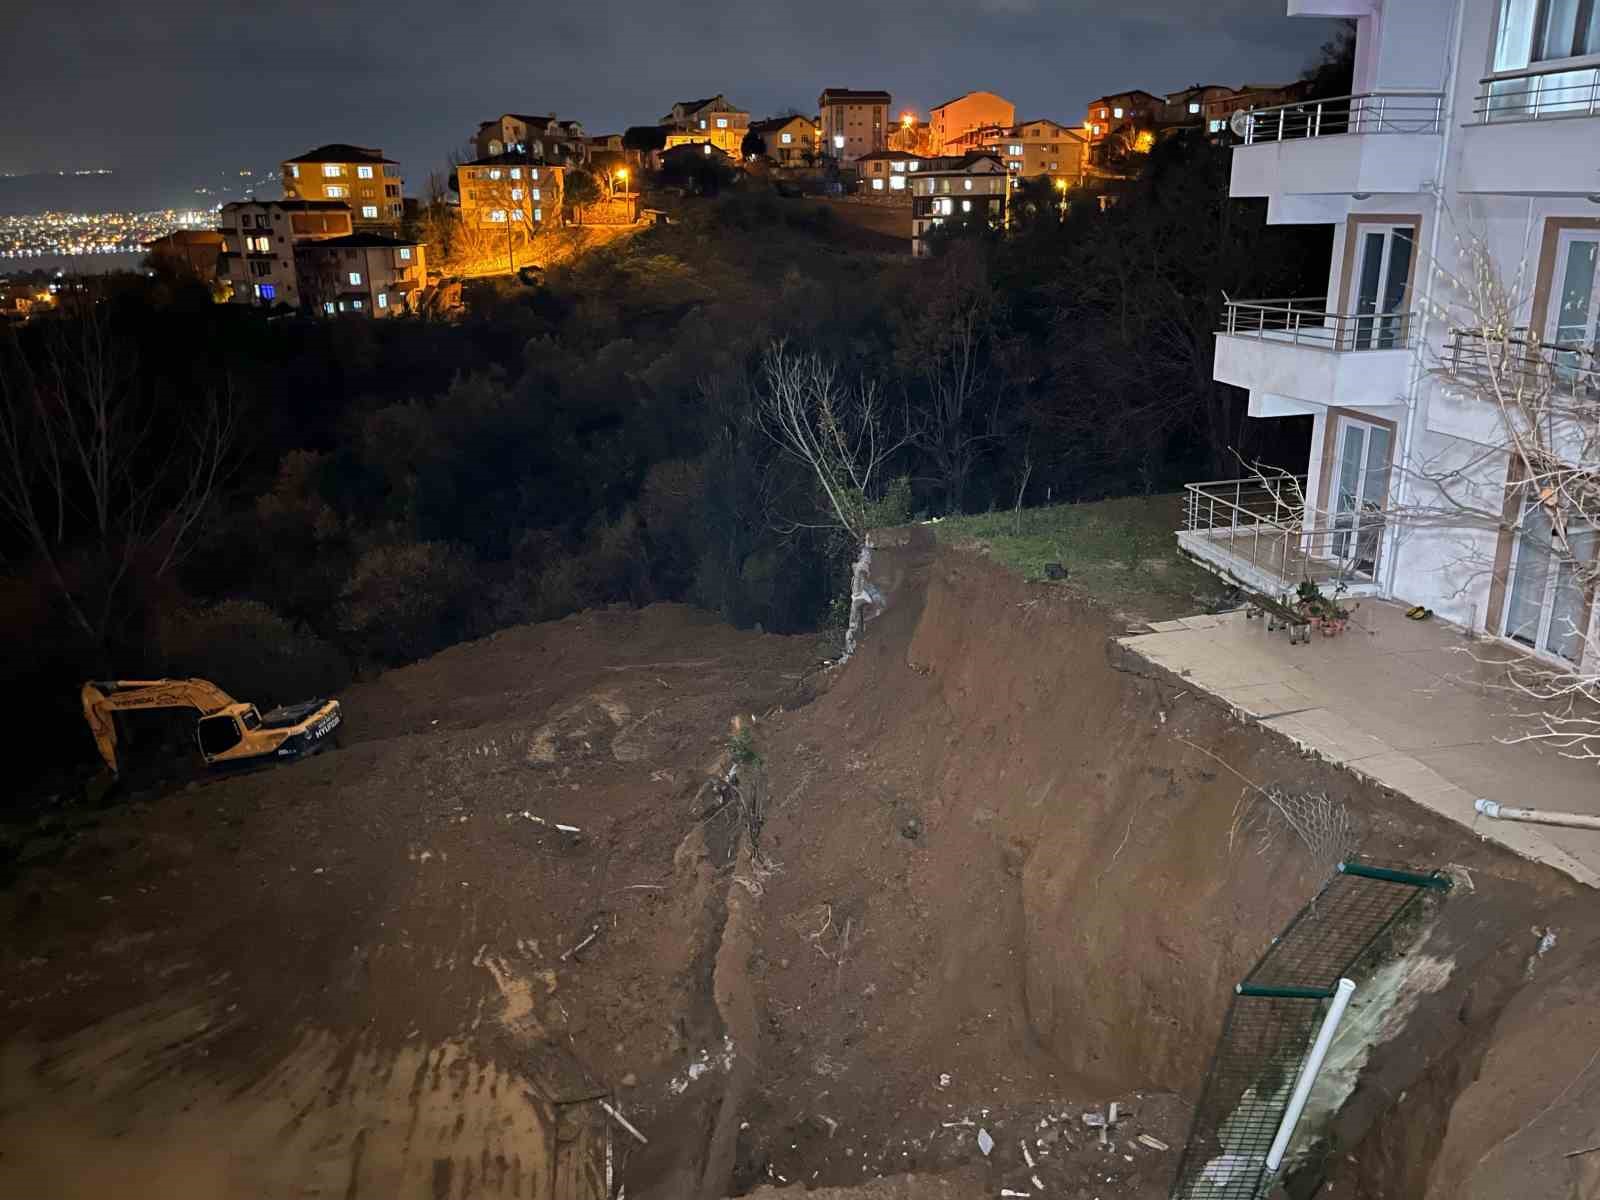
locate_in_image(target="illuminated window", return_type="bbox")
[703,145,712,155]
[889,175,905,191]
[1209,118,1224,132]
[533,208,542,221]
[348,271,362,285]
[361,205,378,218]
[358,165,374,179]
[892,161,904,172]
[377,292,387,307]
[489,139,503,154]
[962,199,972,212]
[1188,102,1201,114]
[323,163,343,177]
[716,117,728,128]
[530,168,539,180]
[289,164,300,178]
[260,283,275,300]
[325,185,347,197]
[963,178,973,191]
[908,161,919,171]
[1099,108,1108,119]
[699,119,707,128]
[833,134,845,148]
[1113,107,1124,118]
[399,247,412,260]
[488,209,507,222]
[353,299,363,309]
[489,168,502,180]
[781,132,793,144]
[511,188,523,200]
[323,301,334,313]
[247,235,269,252]
[1008,144,1023,155]
[872,178,884,190]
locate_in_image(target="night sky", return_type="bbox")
[1,0,1340,183]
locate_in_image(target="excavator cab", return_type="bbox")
[196,712,246,758]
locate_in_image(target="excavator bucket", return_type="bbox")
[80,683,121,775]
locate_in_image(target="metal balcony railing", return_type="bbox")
[1239,91,1445,144]
[1446,329,1600,393]
[1475,61,1600,122]
[1221,297,1417,352]
[1182,478,1388,590]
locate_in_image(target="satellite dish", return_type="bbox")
[1229,110,1253,138]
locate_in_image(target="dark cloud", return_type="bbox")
[0,0,1339,185]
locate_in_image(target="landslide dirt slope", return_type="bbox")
[0,604,819,1200]
[730,528,1598,1199]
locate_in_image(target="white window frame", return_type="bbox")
[357,165,374,179]
[399,247,412,260]
[325,185,347,198]
[361,205,379,219]
[348,271,362,285]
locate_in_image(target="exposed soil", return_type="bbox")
[4,536,1600,1200]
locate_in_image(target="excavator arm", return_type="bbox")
[80,679,240,775]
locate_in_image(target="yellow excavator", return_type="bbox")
[81,679,342,776]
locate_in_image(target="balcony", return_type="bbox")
[1214,298,1417,414]
[1428,328,1600,447]
[1459,63,1600,196]
[1230,92,1444,214]
[1178,478,1387,598]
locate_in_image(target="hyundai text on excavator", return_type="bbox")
[81,679,342,776]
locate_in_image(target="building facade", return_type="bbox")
[818,88,892,162]
[909,153,1009,257]
[455,156,564,234]
[1082,90,1163,160]
[474,115,587,164]
[661,95,750,156]
[856,149,929,196]
[929,92,1016,154]
[748,115,818,164]
[979,119,1089,186]
[218,199,353,308]
[280,145,403,230]
[1185,0,1600,673]
[294,233,426,318]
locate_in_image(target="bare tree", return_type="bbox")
[0,313,236,648]
[752,339,900,545]
[1410,232,1600,759]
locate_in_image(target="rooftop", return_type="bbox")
[222,199,351,212]
[750,115,812,133]
[819,88,892,102]
[298,232,418,250]
[284,143,394,165]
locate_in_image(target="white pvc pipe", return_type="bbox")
[1265,978,1356,1172]
[1475,798,1600,831]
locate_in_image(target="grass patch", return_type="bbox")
[932,494,1230,622]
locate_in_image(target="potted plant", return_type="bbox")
[1295,580,1351,636]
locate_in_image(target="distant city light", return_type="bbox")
[0,208,213,259]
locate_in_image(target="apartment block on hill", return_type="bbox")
[749,115,818,164]
[281,145,403,230]
[909,152,1009,257]
[455,155,563,236]
[294,233,425,318]
[474,115,587,165]
[1185,0,1600,671]
[929,92,1015,154]
[856,149,928,196]
[661,95,749,156]
[218,199,353,308]
[980,119,1089,186]
[818,88,892,162]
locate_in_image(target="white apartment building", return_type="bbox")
[910,153,1010,257]
[1183,0,1600,671]
[218,200,352,309]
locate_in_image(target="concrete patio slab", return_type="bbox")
[1122,600,1600,888]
